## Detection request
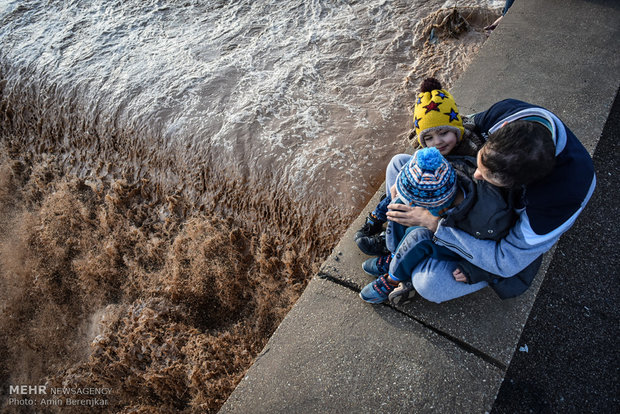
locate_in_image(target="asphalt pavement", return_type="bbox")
[491,89,620,414]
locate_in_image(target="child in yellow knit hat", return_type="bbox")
[355,77,483,256]
[411,77,480,156]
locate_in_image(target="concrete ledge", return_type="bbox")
[220,277,504,414]
[219,0,619,412]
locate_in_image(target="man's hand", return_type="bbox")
[386,203,440,232]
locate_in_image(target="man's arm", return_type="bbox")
[386,203,547,277]
[433,213,557,277]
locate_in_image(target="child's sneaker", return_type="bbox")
[362,255,392,277]
[354,213,384,240]
[388,281,416,305]
[355,232,391,256]
[359,274,398,304]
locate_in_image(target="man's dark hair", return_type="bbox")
[481,120,556,187]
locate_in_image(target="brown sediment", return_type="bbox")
[0,143,322,412]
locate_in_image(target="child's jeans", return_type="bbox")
[370,194,391,222]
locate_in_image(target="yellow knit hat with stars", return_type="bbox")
[413,86,464,148]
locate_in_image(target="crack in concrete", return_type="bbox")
[318,271,508,371]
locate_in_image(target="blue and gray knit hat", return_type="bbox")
[395,147,457,217]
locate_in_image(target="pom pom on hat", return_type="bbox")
[415,145,443,170]
[413,78,464,147]
[395,147,457,217]
[420,77,443,93]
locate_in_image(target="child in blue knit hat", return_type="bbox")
[360,147,461,303]
[359,147,516,304]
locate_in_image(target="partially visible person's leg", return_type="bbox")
[371,194,391,222]
[503,0,515,15]
[385,220,407,253]
[385,227,463,305]
[411,257,488,303]
[383,153,413,252]
[389,227,459,282]
[485,0,515,31]
[384,226,434,305]
[385,154,411,195]
[388,226,433,281]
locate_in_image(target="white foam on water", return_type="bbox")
[0,0,501,214]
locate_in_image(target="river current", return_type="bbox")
[0,1,500,411]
